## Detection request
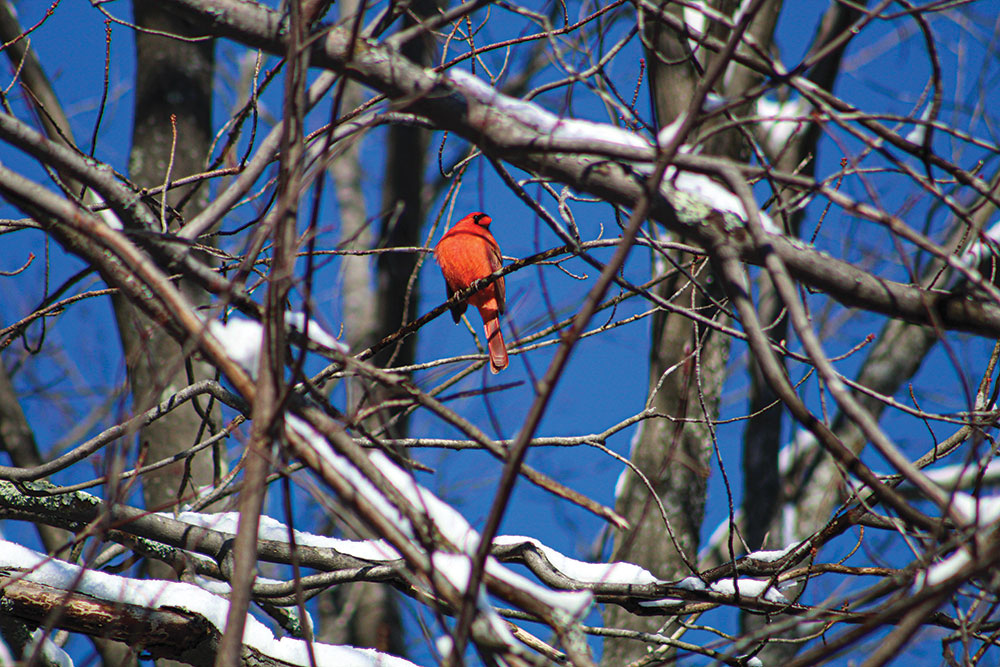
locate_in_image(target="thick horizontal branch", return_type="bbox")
[0,576,216,666]
[0,481,377,574]
[0,565,419,667]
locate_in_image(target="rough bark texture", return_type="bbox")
[118,1,217,510]
[111,3,216,666]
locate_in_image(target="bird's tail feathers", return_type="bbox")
[483,314,508,374]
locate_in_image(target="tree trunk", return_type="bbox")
[119,1,217,512]
[603,3,779,662]
[110,3,216,665]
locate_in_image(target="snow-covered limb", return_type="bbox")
[285,312,347,352]
[165,508,808,612]
[494,535,660,586]
[913,549,972,591]
[709,577,788,604]
[446,67,778,235]
[904,102,933,144]
[207,318,267,377]
[164,491,807,615]
[921,458,1000,490]
[447,68,651,156]
[0,480,674,619]
[912,502,1000,593]
[755,94,812,156]
[161,510,402,562]
[668,169,779,233]
[207,313,345,378]
[949,491,1000,527]
[163,509,648,595]
[745,544,798,563]
[284,410,596,665]
[0,473,983,660]
[287,415,594,616]
[677,575,707,591]
[779,429,820,476]
[637,597,684,608]
[0,540,418,667]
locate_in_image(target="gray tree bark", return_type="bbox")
[118,1,217,512]
[109,3,216,666]
[316,0,437,654]
[603,3,779,663]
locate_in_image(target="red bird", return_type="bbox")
[434,212,508,373]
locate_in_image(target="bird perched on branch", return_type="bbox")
[434,212,508,373]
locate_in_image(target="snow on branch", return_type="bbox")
[2,458,981,663]
[446,67,775,232]
[755,94,812,156]
[0,540,418,667]
[493,535,659,586]
[286,413,594,616]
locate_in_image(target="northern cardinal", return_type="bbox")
[434,212,508,373]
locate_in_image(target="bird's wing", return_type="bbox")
[445,281,467,323]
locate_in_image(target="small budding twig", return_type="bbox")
[161,113,178,233]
